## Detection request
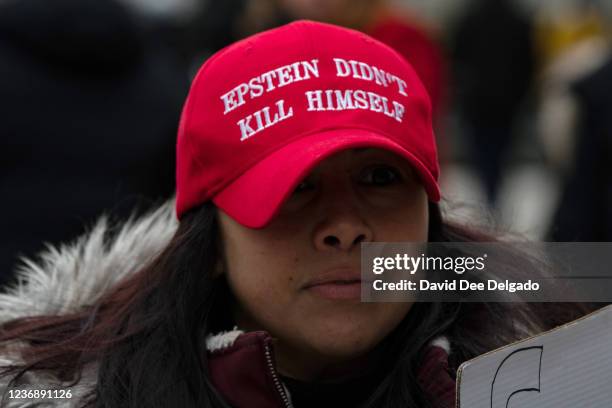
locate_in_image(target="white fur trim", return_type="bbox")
[205,328,244,352]
[430,336,451,354]
[0,200,177,324]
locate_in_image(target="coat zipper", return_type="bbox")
[263,342,292,408]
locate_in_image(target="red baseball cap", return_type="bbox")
[176,20,440,227]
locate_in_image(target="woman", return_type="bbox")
[0,21,588,408]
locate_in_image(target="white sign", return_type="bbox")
[457,305,612,407]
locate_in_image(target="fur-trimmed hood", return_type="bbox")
[0,199,455,407]
[0,200,179,407]
[0,201,178,326]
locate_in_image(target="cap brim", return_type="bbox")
[213,129,440,228]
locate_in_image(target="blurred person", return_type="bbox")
[0,0,189,285]
[535,37,609,175]
[0,21,590,408]
[534,0,610,174]
[450,0,535,206]
[549,55,612,241]
[534,0,610,240]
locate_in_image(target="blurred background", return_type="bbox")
[1,0,611,285]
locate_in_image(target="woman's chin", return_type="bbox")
[290,303,409,356]
[294,321,384,359]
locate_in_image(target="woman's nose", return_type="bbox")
[312,197,373,252]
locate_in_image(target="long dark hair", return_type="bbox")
[0,201,592,407]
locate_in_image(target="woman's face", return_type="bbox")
[217,147,428,380]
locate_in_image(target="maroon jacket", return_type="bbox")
[207,331,456,408]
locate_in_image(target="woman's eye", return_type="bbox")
[360,166,402,186]
[293,179,315,194]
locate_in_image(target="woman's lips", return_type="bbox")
[306,281,362,300]
[303,268,364,300]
